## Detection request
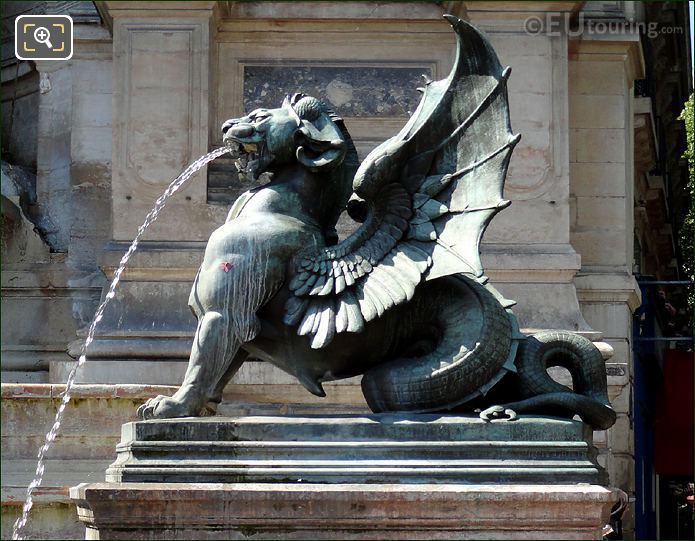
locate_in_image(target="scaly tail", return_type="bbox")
[491,330,617,430]
[361,275,515,412]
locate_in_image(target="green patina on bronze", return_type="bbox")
[137,16,616,431]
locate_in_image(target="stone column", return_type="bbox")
[568,30,644,538]
[464,2,595,336]
[66,2,220,384]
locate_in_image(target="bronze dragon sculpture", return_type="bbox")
[138,16,616,431]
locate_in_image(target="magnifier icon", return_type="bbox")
[33,26,53,49]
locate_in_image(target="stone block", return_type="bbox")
[574,196,627,230]
[1,383,156,540]
[492,282,591,332]
[579,303,633,340]
[70,482,617,540]
[569,61,626,96]
[570,195,577,228]
[568,127,578,163]
[71,126,112,164]
[1,502,82,541]
[606,363,630,391]
[1,293,77,350]
[606,453,634,494]
[570,229,628,267]
[607,414,633,455]
[575,273,641,312]
[570,162,628,197]
[486,198,569,244]
[505,57,552,96]
[71,163,111,191]
[71,59,113,94]
[603,340,630,365]
[71,93,112,129]
[569,95,626,129]
[573,128,626,164]
[106,415,608,486]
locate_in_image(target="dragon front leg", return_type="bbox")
[138,311,243,419]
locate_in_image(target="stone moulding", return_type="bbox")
[104,415,608,486]
[70,482,617,540]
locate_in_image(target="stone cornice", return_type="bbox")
[575,272,642,312]
[569,31,645,83]
[222,1,444,20]
[100,1,218,19]
[462,1,583,18]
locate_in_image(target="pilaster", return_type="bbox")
[64,3,220,382]
[569,29,646,536]
[464,2,595,335]
[106,1,217,242]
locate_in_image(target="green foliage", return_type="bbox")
[678,93,694,326]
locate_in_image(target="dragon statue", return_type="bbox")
[138,15,616,431]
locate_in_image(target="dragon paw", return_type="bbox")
[137,394,202,420]
[479,405,518,422]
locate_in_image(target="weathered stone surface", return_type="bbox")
[0,4,682,541]
[106,415,608,486]
[244,65,431,117]
[2,502,82,541]
[3,384,621,539]
[70,481,617,540]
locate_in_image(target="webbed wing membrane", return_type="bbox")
[285,15,519,349]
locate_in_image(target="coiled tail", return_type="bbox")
[504,330,617,430]
[361,276,514,412]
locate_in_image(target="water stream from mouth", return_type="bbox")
[11,146,230,540]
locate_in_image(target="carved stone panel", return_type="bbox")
[126,30,193,185]
[243,65,430,118]
[214,21,455,144]
[482,31,570,245]
[112,20,213,241]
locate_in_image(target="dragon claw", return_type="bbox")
[136,394,200,420]
[479,405,518,422]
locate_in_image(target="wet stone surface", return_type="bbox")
[243,65,432,118]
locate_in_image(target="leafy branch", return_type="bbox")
[678,93,694,328]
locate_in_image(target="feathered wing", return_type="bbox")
[284,15,520,349]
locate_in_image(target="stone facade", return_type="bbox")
[1,1,691,539]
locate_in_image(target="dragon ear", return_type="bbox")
[295,115,347,171]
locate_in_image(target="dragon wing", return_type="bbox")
[285,15,520,349]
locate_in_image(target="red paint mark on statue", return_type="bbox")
[220,261,233,273]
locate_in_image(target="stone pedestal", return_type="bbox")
[71,482,616,540]
[71,415,617,539]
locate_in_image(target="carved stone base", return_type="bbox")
[70,415,617,539]
[70,482,616,540]
[104,415,608,485]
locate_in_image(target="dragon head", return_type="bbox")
[222,94,349,181]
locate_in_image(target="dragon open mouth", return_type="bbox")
[227,141,267,183]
